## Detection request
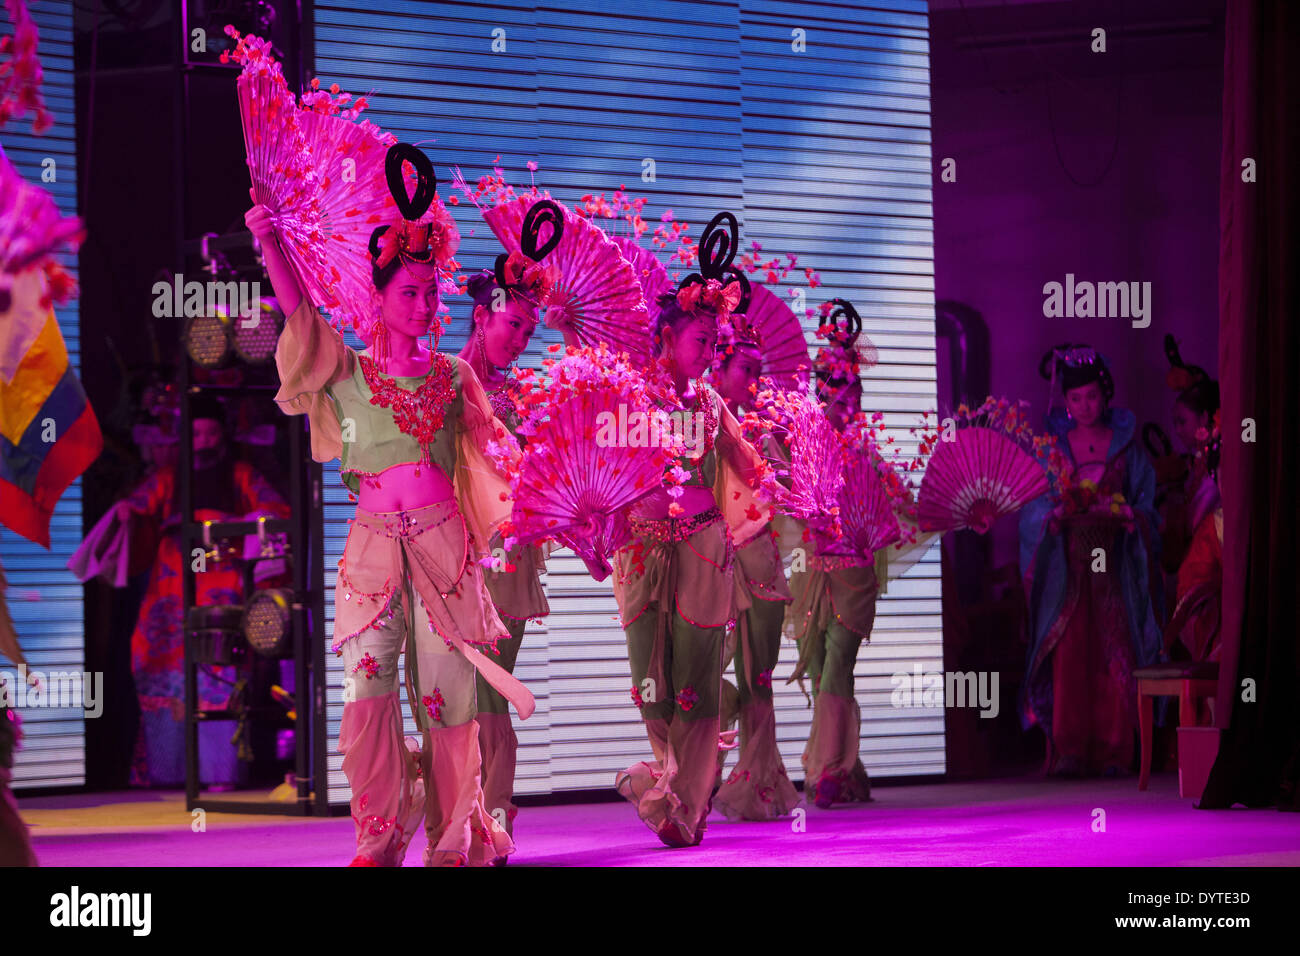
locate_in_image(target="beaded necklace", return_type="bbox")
[359,352,456,472]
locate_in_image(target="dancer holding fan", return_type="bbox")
[457,200,575,841]
[1018,345,1161,776]
[245,135,534,865]
[612,212,771,847]
[708,287,803,821]
[783,300,899,809]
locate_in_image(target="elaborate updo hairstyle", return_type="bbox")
[814,298,874,394]
[655,210,750,356]
[1038,342,1115,403]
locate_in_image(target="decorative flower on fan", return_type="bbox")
[0,0,54,134]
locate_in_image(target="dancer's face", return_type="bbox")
[663,316,717,381]
[1172,400,1207,452]
[1065,381,1105,427]
[475,298,539,368]
[820,377,862,432]
[716,346,762,410]
[377,264,441,341]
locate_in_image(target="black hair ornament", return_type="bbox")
[493,199,564,296]
[675,211,751,316]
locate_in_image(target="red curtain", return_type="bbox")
[1200,0,1300,810]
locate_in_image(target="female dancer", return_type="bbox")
[786,306,880,808]
[709,325,800,820]
[613,213,769,846]
[246,154,534,866]
[1019,345,1161,776]
[457,210,575,838]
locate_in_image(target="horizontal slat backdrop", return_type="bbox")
[740,1,942,777]
[313,0,938,804]
[3,2,86,790]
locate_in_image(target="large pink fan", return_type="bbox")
[0,0,53,134]
[915,400,1052,533]
[833,450,904,558]
[292,103,398,334]
[231,35,339,317]
[0,149,82,276]
[505,345,672,580]
[734,283,810,391]
[610,235,671,308]
[484,195,654,366]
[749,387,844,520]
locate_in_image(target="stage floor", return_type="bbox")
[20,773,1300,866]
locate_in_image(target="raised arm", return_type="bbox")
[245,191,306,316]
[245,194,355,465]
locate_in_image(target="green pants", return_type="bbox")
[626,608,724,722]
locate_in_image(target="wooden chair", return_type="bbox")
[1133,582,1220,790]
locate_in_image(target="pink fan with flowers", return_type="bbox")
[292,84,402,335]
[746,386,844,520]
[228,31,339,316]
[501,345,674,580]
[610,235,671,308]
[0,0,53,134]
[810,427,905,560]
[0,150,82,305]
[482,195,654,365]
[915,398,1057,534]
[726,283,809,392]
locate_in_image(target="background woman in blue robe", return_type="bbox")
[1019,345,1163,775]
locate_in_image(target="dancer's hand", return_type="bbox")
[244,188,276,242]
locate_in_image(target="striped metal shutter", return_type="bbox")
[739,1,942,777]
[314,0,938,802]
[2,2,86,790]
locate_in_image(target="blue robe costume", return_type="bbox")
[1018,407,1164,743]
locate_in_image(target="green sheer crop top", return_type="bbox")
[328,349,466,495]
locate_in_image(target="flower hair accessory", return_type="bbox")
[493,198,563,306]
[368,143,460,284]
[676,211,751,320]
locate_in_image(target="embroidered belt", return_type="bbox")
[628,506,723,545]
[810,552,875,571]
[352,500,458,540]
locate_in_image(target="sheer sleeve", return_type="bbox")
[713,391,772,546]
[273,296,354,463]
[453,356,519,553]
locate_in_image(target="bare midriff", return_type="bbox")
[629,484,717,521]
[354,461,456,513]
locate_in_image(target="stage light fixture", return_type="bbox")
[242,588,294,658]
[183,311,232,368]
[187,605,248,665]
[231,298,283,364]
